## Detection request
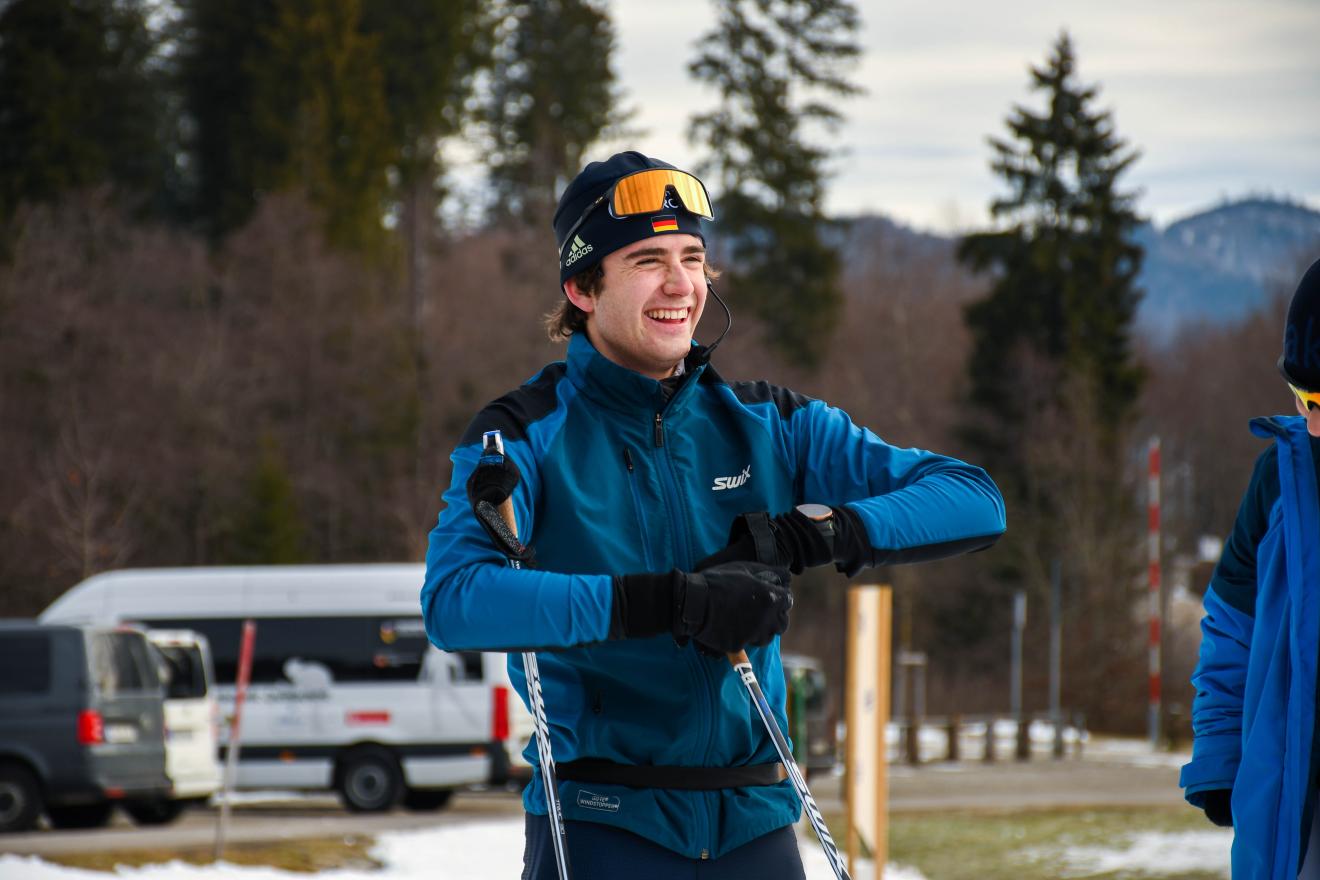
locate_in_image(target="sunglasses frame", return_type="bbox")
[557,169,713,266]
[1288,382,1320,412]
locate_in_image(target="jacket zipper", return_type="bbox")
[649,404,716,851]
[622,448,655,570]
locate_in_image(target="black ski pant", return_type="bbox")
[522,812,808,879]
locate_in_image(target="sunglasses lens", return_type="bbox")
[610,169,714,220]
[1290,384,1320,411]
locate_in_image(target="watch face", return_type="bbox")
[796,503,833,522]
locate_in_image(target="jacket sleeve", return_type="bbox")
[1178,450,1273,803]
[789,400,1006,564]
[1180,584,1252,804]
[421,440,614,651]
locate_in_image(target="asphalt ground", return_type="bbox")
[1,742,1191,857]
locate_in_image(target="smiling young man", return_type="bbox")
[422,151,1006,878]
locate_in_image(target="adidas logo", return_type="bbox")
[564,234,594,267]
[712,464,751,491]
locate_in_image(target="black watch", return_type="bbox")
[795,503,836,554]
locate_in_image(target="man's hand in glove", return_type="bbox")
[696,505,872,576]
[609,560,793,655]
[1200,789,1233,827]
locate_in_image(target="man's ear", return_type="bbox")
[563,277,597,314]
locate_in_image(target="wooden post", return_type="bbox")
[846,585,892,879]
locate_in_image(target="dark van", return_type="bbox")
[0,621,172,832]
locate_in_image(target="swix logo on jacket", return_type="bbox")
[712,465,751,491]
[422,333,1005,861]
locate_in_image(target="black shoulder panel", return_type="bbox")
[1207,443,1279,618]
[458,362,567,447]
[726,380,817,420]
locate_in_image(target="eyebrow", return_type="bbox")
[623,245,706,262]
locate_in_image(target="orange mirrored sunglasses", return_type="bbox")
[558,168,713,262]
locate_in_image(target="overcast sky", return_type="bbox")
[603,0,1320,233]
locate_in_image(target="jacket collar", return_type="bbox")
[566,332,710,414]
[1251,414,1308,441]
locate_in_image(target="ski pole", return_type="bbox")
[728,649,851,880]
[470,430,572,880]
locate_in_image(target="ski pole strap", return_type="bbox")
[556,759,787,790]
[731,511,781,567]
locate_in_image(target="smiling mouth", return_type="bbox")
[645,307,690,324]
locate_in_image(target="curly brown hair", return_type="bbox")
[544,265,604,342]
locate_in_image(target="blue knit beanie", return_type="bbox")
[1280,258,1320,391]
[552,151,709,284]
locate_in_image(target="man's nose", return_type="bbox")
[663,260,695,294]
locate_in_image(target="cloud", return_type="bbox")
[607,0,1320,231]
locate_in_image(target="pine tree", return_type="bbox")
[227,437,306,564]
[958,32,1144,483]
[0,0,169,229]
[956,33,1146,718]
[176,0,393,252]
[357,1,493,491]
[688,0,861,369]
[481,0,623,226]
[360,1,489,194]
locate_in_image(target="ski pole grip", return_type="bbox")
[498,497,518,540]
[477,430,520,540]
[728,650,750,668]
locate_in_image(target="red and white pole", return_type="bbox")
[1147,438,1162,749]
[215,620,257,860]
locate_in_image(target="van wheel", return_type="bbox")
[402,788,453,811]
[123,799,186,825]
[0,764,42,833]
[337,747,402,813]
[46,802,114,829]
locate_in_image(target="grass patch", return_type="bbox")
[44,836,382,874]
[813,806,1227,880]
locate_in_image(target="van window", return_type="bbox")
[147,619,243,683]
[143,616,439,685]
[89,632,158,695]
[0,634,52,695]
[156,644,208,699]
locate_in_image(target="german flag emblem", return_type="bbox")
[651,215,679,233]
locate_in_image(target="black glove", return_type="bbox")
[465,452,521,508]
[609,561,793,655]
[1201,788,1233,827]
[696,506,873,576]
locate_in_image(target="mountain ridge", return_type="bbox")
[836,196,1320,341]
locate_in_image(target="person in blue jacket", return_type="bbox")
[1181,256,1320,880]
[422,151,1006,879]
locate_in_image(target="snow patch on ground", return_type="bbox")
[0,820,927,880]
[1082,737,1193,769]
[1031,828,1232,877]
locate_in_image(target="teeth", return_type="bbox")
[646,308,689,320]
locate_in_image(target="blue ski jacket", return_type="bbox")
[1181,416,1320,879]
[423,333,1006,859]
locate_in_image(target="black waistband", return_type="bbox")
[555,759,787,790]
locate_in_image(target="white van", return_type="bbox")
[119,629,223,823]
[40,564,521,812]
